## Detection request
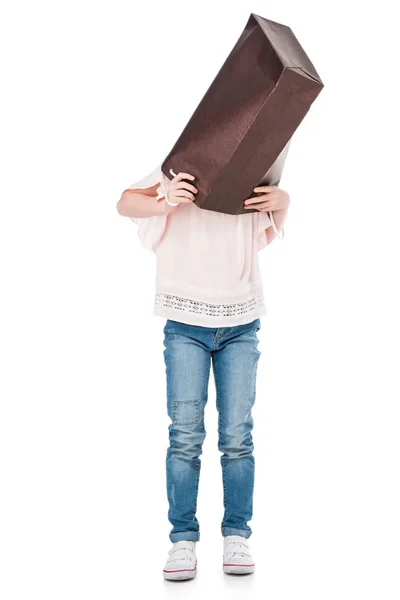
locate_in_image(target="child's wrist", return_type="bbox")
[161,198,179,214]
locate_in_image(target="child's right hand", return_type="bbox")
[158,172,198,211]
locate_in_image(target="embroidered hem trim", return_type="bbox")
[155,290,265,318]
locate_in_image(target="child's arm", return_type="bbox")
[265,205,289,244]
[117,172,197,218]
[116,184,176,218]
[244,184,290,245]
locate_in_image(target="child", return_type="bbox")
[117,164,290,579]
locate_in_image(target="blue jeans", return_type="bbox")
[162,317,261,542]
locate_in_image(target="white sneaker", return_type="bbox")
[223,535,255,574]
[163,540,197,580]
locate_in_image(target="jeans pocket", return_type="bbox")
[172,400,200,426]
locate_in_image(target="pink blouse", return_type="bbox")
[126,163,277,327]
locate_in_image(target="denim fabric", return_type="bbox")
[162,317,261,542]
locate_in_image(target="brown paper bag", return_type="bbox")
[161,12,324,215]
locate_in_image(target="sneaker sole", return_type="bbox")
[223,563,255,575]
[163,564,197,581]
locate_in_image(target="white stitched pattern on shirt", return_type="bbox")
[155,291,264,317]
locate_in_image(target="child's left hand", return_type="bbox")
[243,185,290,213]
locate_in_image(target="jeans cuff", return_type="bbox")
[170,531,200,542]
[221,526,251,539]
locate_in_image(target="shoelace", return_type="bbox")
[225,540,252,561]
[158,167,284,240]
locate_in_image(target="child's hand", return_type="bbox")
[243,185,290,213]
[158,172,198,210]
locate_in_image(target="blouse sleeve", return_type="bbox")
[257,208,288,250]
[257,211,273,251]
[125,164,168,253]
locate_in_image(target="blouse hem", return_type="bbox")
[152,277,268,327]
[153,303,267,328]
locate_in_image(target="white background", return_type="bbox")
[1,1,399,598]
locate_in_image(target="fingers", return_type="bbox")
[244,194,270,206]
[172,172,195,182]
[253,185,277,193]
[174,172,195,180]
[174,189,196,201]
[173,172,197,194]
[176,181,198,194]
[244,201,271,210]
[170,172,198,203]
